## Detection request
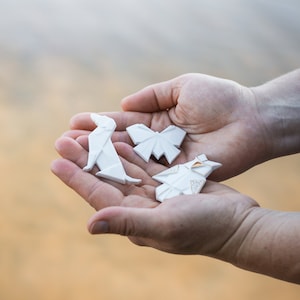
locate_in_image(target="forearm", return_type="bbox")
[220,208,300,284]
[251,69,300,159]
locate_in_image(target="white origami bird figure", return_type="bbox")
[83,113,141,184]
[126,124,186,164]
[152,154,222,202]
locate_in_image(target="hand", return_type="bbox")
[52,134,300,283]
[87,182,259,257]
[51,132,258,257]
[69,73,268,181]
[51,71,300,283]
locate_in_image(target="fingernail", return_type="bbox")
[90,221,109,234]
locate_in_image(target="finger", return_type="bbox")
[55,136,88,168]
[105,111,153,130]
[62,129,90,139]
[69,112,96,130]
[70,111,153,131]
[75,135,89,151]
[87,206,162,239]
[55,136,158,196]
[51,158,124,209]
[121,80,176,112]
[62,129,134,151]
[56,135,142,181]
[75,133,133,151]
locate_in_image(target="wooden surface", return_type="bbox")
[1,0,300,299]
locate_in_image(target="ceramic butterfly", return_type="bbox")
[126,124,186,164]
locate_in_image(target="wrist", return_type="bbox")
[217,206,300,283]
[250,70,300,159]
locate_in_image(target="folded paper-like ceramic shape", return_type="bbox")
[153,154,222,202]
[127,124,186,164]
[83,113,141,184]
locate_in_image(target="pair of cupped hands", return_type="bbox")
[52,73,267,258]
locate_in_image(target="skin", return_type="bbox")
[51,70,300,284]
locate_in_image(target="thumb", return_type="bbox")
[87,206,161,238]
[121,80,175,112]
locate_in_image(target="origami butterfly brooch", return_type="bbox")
[126,124,186,164]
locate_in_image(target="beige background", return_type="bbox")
[1,0,300,299]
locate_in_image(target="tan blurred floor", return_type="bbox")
[1,0,300,299]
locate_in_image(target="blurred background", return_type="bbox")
[1,0,300,299]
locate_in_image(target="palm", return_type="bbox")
[165,75,245,161]
[123,73,267,180]
[125,183,258,255]
[52,122,259,256]
[52,133,258,256]
[70,74,263,181]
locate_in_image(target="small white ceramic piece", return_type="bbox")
[152,154,222,202]
[126,124,186,164]
[83,113,141,184]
